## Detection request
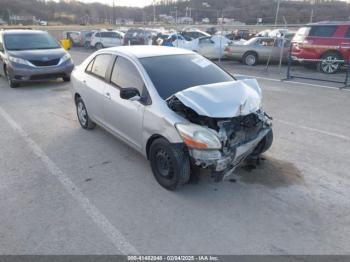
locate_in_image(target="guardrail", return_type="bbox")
[285,44,350,89]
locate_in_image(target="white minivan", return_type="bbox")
[90,31,125,50]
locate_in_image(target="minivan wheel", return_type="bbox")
[243,52,258,66]
[318,52,341,74]
[95,43,104,50]
[149,138,190,191]
[5,66,19,88]
[75,97,96,130]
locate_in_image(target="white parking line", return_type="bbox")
[277,119,350,142]
[0,106,139,255]
[243,74,350,92]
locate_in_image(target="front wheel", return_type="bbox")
[149,138,190,191]
[318,52,342,74]
[5,66,19,88]
[75,97,96,130]
[95,43,104,50]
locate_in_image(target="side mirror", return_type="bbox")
[120,87,141,101]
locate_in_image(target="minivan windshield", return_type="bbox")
[140,54,234,100]
[4,33,60,51]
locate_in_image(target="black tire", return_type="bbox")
[5,66,19,88]
[251,129,274,157]
[149,138,190,191]
[75,97,96,130]
[318,52,342,74]
[243,51,258,66]
[95,42,104,50]
[63,76,71,82]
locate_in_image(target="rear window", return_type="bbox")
[309,26,337,37]
[293,27,311,42]
[140,54,234,100]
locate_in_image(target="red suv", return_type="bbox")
[291,21,350,74]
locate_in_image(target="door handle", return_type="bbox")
[83,80,86,84]
[105,92,111,99]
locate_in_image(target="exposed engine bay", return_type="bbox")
[167,95,273,180]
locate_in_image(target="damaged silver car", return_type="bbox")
[71,46,273,190]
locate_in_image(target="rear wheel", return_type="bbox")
[318,52,342,74]
[243,52,258,66]
[75,97,96,130]
[5,66,19,88]
[149,138,190,191]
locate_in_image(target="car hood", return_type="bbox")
[173,79,262,118]
[7,48,66,60]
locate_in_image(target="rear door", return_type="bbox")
[81,53,113,124]
[341,26,350,61]
[109,32,123,47]
[103,56,147,150]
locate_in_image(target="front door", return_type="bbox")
[103,56,146,150]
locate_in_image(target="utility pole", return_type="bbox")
[153,0,156,23]
[274,0,280,27]
[112,0,116,26]
[310,8,314,23]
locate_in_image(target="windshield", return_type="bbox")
[4,33,60,51]
[140,54,234,100]
[293,27,311,42]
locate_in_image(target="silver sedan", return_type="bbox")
[224,37,290,66]
[71,46,273,190]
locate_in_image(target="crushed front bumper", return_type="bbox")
[189,128,272,178]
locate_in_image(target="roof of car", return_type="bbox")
[3,29,47,35]
[105,45,194,58]
[307,21,350,26]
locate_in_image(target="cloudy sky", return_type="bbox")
[79,0,154,7]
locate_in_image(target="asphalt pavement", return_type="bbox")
[0,48,349,255]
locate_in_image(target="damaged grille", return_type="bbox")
[219,113,265,150]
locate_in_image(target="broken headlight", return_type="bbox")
[175,123,222,150]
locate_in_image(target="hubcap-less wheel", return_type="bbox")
[320,55,340,74]
[155,148,174,179]
[77,101,88,127]
[245,54,256,66]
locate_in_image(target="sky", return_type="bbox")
[78,0,154,7]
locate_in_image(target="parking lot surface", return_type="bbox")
[0,48,350,255]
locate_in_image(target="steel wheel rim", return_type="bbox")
[321,56,339,73]
[155,148,174,179]
[246,55,256,66]
[77,102,87,126]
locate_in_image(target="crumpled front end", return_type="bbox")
[189,111,272,180]
[167,79,273,181]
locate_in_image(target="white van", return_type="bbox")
[90,31,125,50]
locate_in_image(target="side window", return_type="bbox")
[111,56,144,93]
[85,58,95,73]
[309,26,337,37]
[95,32,101,38]
[88,54,111,79]
[345,27,350,38]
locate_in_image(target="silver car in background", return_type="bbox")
[71,46,273,190]
[224,37,291,66]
